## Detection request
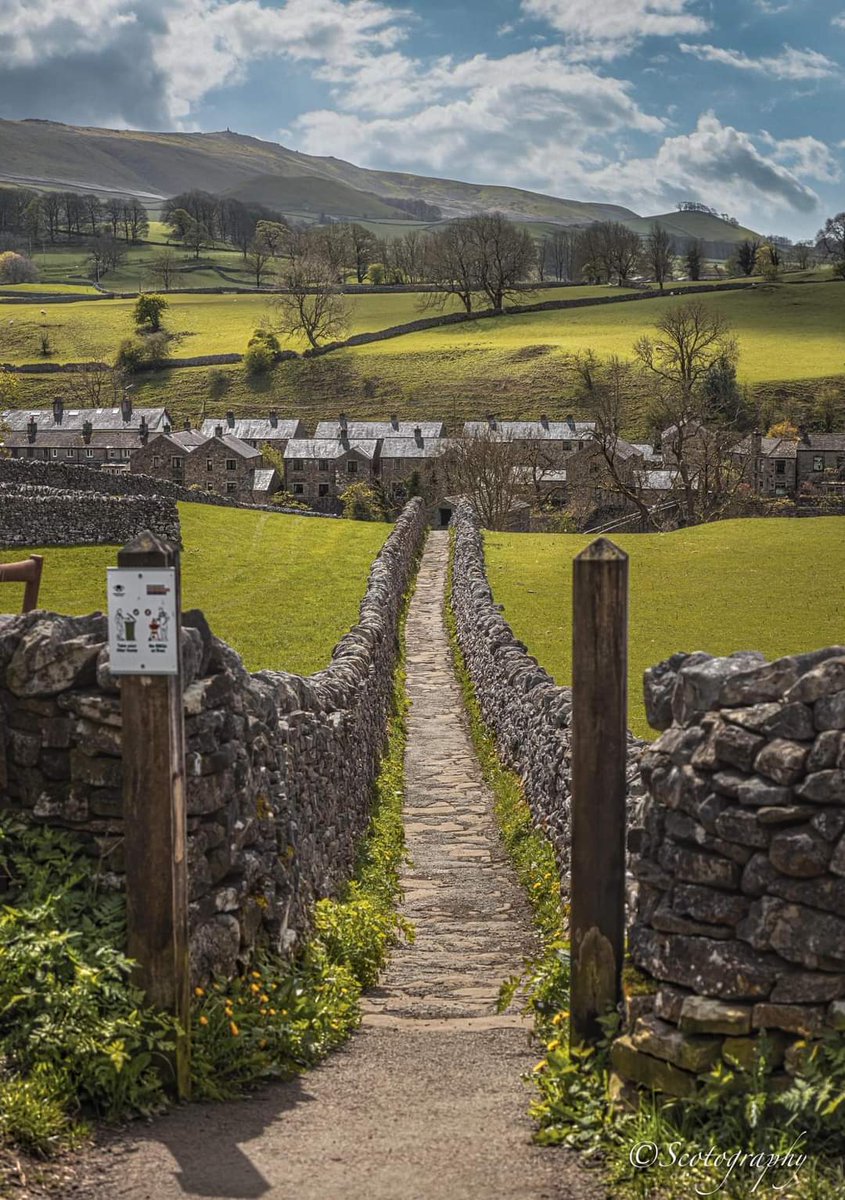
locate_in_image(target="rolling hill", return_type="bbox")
[0,119,758,250]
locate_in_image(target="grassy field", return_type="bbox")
[0,285,632,364]
[485,518,845,739]
[0,503,390,675]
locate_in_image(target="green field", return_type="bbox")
[0,504,390,675]
[485,519,845,738]
[0,285,630,364]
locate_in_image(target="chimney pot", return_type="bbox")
[82,420,93,445]
[52,396,64,424]
[339,412,348,431]
[184,418,192,431]
[120,394,132,423]
[413,426,422,443]
[226,409,235,427]
[390,413,399,430]
[215,424,224,438]
[269,410,278,428]
[26,417,37,443]
[540,413,549,429]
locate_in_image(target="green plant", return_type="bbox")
[134,293,168,332]
[340,481,389,521]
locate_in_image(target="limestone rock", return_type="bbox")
[679,995,752,1035]
[738,896,845,969]
[768,827,831,878]
[752,1003,824,1036]
[785,655,845,703]
[631,1014,722,1073]
[795,771,845,805]
[6,614,105,697]
[629,927,779,1000]
[610,1035,698,1097]
[671,652,766,727]
[754,739,808,786]
[714,724,765,772]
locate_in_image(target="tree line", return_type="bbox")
[0,186,149,247]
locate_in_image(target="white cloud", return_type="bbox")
[679,42,840,80]
[760,134,841,182]
[520,0,707,57]
[834,12,845,29]
[0,0,140,66]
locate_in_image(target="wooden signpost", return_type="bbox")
[569,537,629,1049]
[0,554,44,612]
[109,531,190,1099]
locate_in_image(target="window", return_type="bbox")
[347,460,358,475]
[814,455,824,472]
[26,448,34,458]
[153,455,161,468]
[293,483,305,495]
[85,448,94,458]
[226,482,236,493]
[171,456,183,469]
[225,459,237,471]
[562,440,572,451]
[206,481,214,491]
[122,448,132,459]
[292,460,304,472]
[207,459,213,472]
[43,449,50,460]
[775,460,786,475]
[51,448,58,458]
[318,483,329,497]
[65,449,74,458]
[319,459,330,472]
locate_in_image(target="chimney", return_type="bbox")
[751,429,762,457]
[26,417,37,444]
[52,396,64,425]
[269,410,278,428]
[413,425,422,445]
[163,422,172,434]
[566,413,576,432]
[120,393,132,423]
[390,413,399,431]
[226,409,235,429]
[214,424,224,438]
[799,425,810,446]
[82,420,93,445]
[183,418,191,432]
[339,411,348,433]
[139,417,149,446]
[486,413,497,430]
[539,413,549,430]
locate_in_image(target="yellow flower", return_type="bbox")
[250,983,260,994]
[260,994,269,1004]
[547,1039,560,1052]
[260,1008,267,1016]
[533,1061,547,1073]
[199,1015,209,1027]
[252,971,261,980]
[230,1021,240,1037]
[269,1008,277,1016]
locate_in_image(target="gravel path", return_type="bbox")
[62,532,602,1200]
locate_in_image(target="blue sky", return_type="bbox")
[1,0,843,238]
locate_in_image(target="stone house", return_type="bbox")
[199,411,305,456]
[564,437,646,505]
[379,432,447,504]
[314,414,446,441]
[796,433,845,495]
[1,398,172,469]
[462,415,596,468]
[283,437,382,513]
[130,429,263,500]
[732,433,798,496]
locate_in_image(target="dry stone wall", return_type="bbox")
[615,646,845,1096]
[449,501,645,889]
[1,483,180,547]
[0,499,425,984]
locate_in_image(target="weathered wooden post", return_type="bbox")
[108,531,190,1099]
[0,554,44,612]
[570,537,629,1048]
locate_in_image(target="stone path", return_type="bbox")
[63,532,601,1200]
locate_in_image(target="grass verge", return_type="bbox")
[445,531,845,1200]
[0,573,415,1168]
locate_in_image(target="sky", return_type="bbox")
[1,0,843,239]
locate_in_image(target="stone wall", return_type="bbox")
[449,501,645,890]
[614,646,845,1096]
[0,498,426,984]
[0,484,181,547]
[0,458,331,519]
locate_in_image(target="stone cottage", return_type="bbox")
[130,429,263,500]
[283,437,382,513]
[1,398,172,470]
[379,431,447,505]
[314,414,446,440]
[199,411,305,456]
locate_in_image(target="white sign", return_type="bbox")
[107,567,179,676]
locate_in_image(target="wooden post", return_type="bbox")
[569,537,629,1048]
[0,554,44,613]
[117,532,190,1099]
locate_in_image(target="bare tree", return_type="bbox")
[272,261,349,350]
[470,213,536,309]
[438,427,527,530]
[792,241,814,270]
[148,247,180,291]
[644,224,674,292]
[348,224,377,284]
[246,238,275,289]
[421,222,478,313]
[547,228,584,281]
[64,363,129,408]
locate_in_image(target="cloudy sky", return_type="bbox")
[1,0,843,237]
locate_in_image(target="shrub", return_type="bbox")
[133,294,168,332]
[244,342,274,375]
[115,332,171,373]
[271,490,310,510]
[340,481,389,521]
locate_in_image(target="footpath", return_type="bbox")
[61,533,601,1200]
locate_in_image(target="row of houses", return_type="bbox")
[3,401,844,514]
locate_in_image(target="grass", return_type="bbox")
[484,518,845,739]
[0,503,391,675]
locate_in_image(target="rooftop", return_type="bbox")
[379,437,447,460]
[463,419,595,440]
[284,438,381,461]
[1,406,171,432]
[199,416,304,441]
[315,419,446,440]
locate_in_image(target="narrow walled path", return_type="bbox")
[64,533,601,1200]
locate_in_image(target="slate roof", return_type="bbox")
[252,469,278,492]
[379,437,447,460]
[199,417,305,442]
[1,406,170,432]
[462,419,595,440]
[315,420,446,440]
[801,434,845,452]
[734,436,798,459]
[284,438,381,461]
[639,469,678,491]
[631,443,663,462]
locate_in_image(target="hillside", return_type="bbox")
[0,119,754,249]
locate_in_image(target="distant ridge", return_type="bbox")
[0,118,760,249]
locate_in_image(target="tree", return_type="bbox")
[817,212,845,262]
[755,244,781,283]
[64,363,128,408]
[792,241,814,270]
[272,262,349,350]
[0,251,38,283]
[467,213,536,309]
[149,248,180,291]
[134,293,168,332]
[580,221,642,285]
[254,220,288,258]
[0,367,20,407]
[421,221,479,313]
[767,419,800,441]
[547,228,584,282]
[246,239,274,288]
[813,385,845,433]
[644,224,675,292]
[309,224,352,283]
[340,481,389,521]
[348,224,377,284]
[684,240,704,281]
[735,239,761,277]
[168,209,208,258]
[87,237,126,282]
[244,328,281,374]
[438,427,528,530]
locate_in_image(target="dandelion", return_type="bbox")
[194,987,205,997]
[230,1021,240,1037]
[269,1008,276,1016]
[547,1039,560,1052]
[260,994,269,1004]
[250,983,260,994]
[252,971,261,980]
[533,1061,546,1073]
[199,1016,209,1027]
